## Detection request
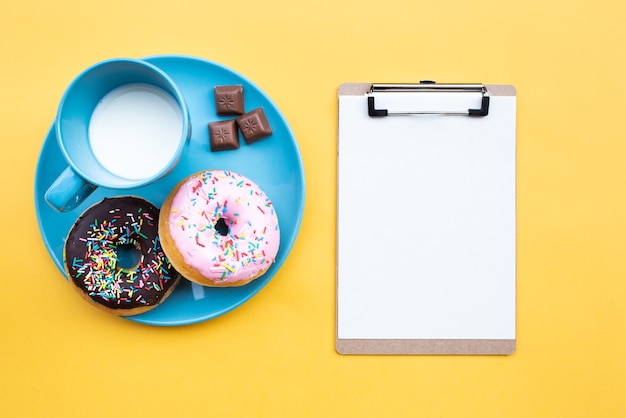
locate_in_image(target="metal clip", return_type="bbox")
[367,81,490,117]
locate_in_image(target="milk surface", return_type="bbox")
[89,83,183,180]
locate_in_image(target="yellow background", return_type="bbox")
[1,0,625,416]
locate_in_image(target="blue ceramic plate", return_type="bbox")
[34,55,305,326]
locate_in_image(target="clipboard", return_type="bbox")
[336,82,516,355]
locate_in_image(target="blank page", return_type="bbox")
[337,87,516,352]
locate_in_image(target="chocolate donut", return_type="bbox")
[64,196,180,315]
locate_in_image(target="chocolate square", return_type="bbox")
[236,108,272,144]
[208,120,239,151]
[214,85,244,115]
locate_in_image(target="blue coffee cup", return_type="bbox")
[44,58,191,212]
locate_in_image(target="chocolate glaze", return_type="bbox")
[64,196,179,312]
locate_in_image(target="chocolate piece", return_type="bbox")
[214,85,244,115]
[236,108,272,144]
[209,120,239,151]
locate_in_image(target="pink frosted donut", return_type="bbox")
[159,170,280,287]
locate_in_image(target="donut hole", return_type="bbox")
[116,242,142,270]
[214,217,229,236]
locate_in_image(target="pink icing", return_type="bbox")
[167,170,280,284]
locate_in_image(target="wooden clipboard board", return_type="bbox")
[336,82,516,355]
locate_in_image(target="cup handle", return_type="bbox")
[44,167,97,212]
